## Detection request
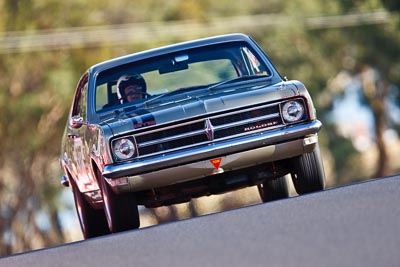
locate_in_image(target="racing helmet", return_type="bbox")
[116,74,147,103]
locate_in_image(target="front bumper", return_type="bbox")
[103,120,322,192]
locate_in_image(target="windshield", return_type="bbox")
[94,42,271,112]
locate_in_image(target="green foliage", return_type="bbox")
[0,0,399,256]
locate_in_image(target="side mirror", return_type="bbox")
[69,115,86,129]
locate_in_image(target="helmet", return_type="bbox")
[117,74,147,103]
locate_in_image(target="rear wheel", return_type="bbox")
[97,170,140,233]
[258,175,290,202]
[290,144,326,194]
[70,176,110,239]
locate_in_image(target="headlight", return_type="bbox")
[112,137,136,161]
[281,100,305,123]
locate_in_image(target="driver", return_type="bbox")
[117,74,147,103]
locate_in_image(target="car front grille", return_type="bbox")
[134,102,284,157]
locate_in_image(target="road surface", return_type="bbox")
[1,175,399,267]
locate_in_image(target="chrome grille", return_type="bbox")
[135,102,283,157]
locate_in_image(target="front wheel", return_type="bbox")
[97,170,140,233]
[290,144,326,194]
[70,176,110,239]
[258,175,290,202]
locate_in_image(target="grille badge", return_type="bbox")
[204,118,214,141]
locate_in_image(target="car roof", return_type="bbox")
[89,33,254,74]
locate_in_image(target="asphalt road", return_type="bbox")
[2,175,400,267]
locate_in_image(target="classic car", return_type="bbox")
[60,33,326,238]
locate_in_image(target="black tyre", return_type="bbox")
[290,144,326,194]
[98,170,140,233]
[258,175,290,202]
[70,176,110,239]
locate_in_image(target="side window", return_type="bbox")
[79,83,88,119]
[71,73,89,118]
[241,47,270,76]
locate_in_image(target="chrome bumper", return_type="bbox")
[103,120,322,189]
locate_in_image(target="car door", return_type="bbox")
[66,73,96,192]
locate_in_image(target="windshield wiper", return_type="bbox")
[207,75,270,91]
[138,85,208,109]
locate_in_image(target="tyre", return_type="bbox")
[97,170,140,233]
[290,144,326,194]
[70,176,110,239]
[258,175,290,202]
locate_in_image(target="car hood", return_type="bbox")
[103,81,301,135]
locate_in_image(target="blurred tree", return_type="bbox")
[0,0,399,256]
[262,0,400,181]
[0,0,81,256]
[382,0,400,12]
[331,0,400,178]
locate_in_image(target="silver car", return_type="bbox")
[60,33,326,238]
